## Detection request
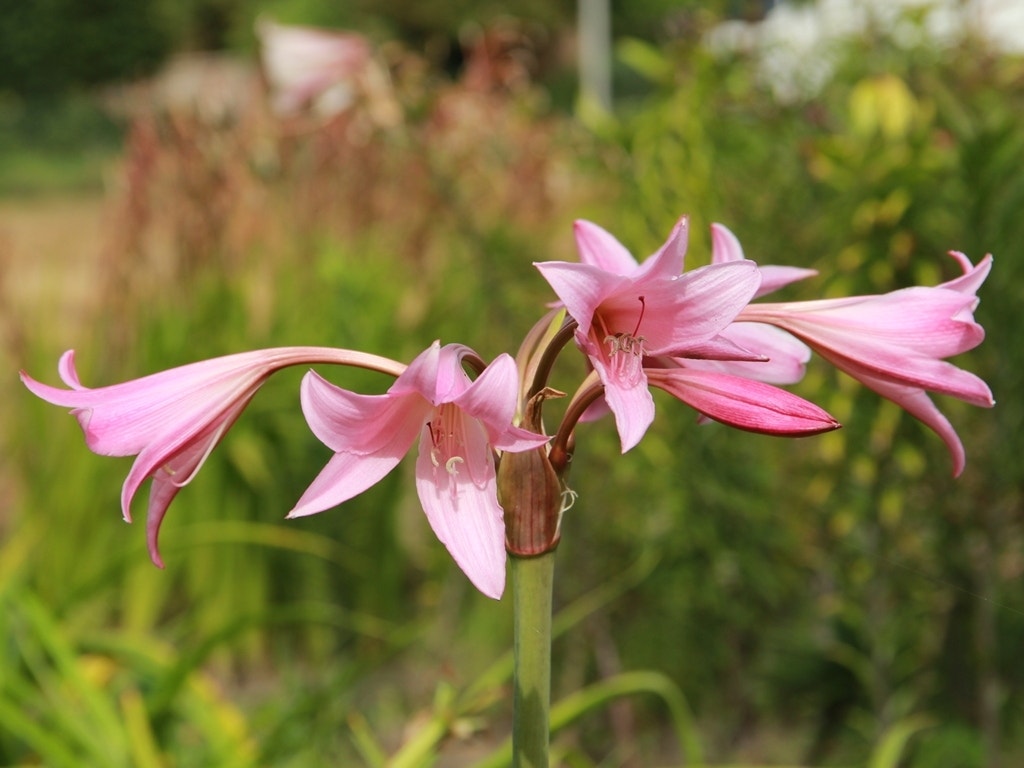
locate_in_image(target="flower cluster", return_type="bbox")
[22,216,993,598]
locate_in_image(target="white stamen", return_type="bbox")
[560,487,578,514]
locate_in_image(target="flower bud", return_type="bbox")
[498,446,563,556]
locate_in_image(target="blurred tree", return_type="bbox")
[0,0,171,96]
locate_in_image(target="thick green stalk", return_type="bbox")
[511,550,556,768]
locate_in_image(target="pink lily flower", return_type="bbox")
[537,218,782,450]
[738,251,995,475]
[256,18,373,116]
[20,347,405,566]
[288,341,549,599]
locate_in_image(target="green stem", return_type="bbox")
[511,550,556,768]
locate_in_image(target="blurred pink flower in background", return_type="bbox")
[256,18,374,116]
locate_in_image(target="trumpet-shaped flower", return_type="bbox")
[21,347,405,566]
[739,251,995,475]
[538,218,777,450]
[288,341,549,599]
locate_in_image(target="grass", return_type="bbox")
[0,92,122,197]
[0,146,117,197]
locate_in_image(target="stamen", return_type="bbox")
[428,405,469,494]
[559,487,578,514]
[601,296,648,385]
[631,295,647,337]
[428,419,441,466]
[603,296,648,357]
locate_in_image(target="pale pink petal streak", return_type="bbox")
[414,414,506,599]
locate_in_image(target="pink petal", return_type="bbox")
[287,449,407,519]
[592,350,655,451]
[631,261,761,354]
[710,222,746,264]
[142,414,241,567]
[573,220,640,275]
[638,215,689,279]
[839,366,972,477]
[300,370,428,454]
[431,343,477,403]
[414,414,506,599]
[534,261,628,337]
[942,252,992,295]
[683,324,811,385]
[388,341,443,400]
[454,352,520,430]
[744,288,986,361]
[290,369,427,515]
[21,347,392,457]
[647,368,840,435]
[57,349,85,388]
[257,18,371,115]
[669,334,766,362]
[21,353,254,456]
[454,353,549,452]
[711,223,816,297]
[835,347,991,405]
[755,265,819,298]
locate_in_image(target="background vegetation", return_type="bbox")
[1,1,1021,765]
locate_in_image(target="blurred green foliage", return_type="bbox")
[0,0,171,95]
[0,95,121,195]
[3,4,1023,766]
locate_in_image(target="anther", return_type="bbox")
[604,296,648,357]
